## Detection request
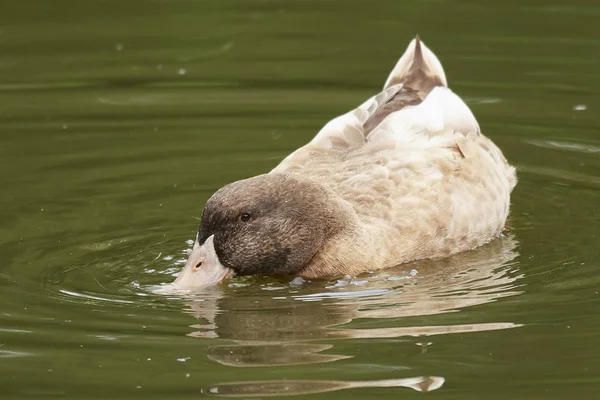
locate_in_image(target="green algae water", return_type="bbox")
[1,1,600,398]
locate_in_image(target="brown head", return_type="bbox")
[172,173,354,291]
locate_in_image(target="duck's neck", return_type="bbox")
[299,216,391,279]
[299,215,419,279]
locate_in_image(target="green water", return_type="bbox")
[1,1,600,398]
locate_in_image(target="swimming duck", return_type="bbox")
[172,36,517,291]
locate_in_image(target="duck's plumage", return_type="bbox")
[171,36,517,290]
[270,37,516,278]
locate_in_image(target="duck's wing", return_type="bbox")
[309,37,480,150]
[365,85,480,148]
[273,36,515,192]
[307,83,406,149]
[275,36,478,158]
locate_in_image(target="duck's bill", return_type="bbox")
[171,235,231,291]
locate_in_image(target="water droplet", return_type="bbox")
[386,276,405,282]
[115,43,124,51]
[178,68,187,75]
[289,277,305,286]
[573,104,587,111]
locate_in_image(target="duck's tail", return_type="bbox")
[383,35,447,97]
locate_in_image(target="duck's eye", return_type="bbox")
[240,212,251,222]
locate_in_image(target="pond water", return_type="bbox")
[1,1,600,399]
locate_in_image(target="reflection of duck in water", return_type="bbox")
[171,36,517,291]
[202,376,446,397]
[182,235,521,371]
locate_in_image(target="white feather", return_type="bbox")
[370,86,480,145]
[310,84,404,148]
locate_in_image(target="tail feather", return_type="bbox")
[383,35,447,97]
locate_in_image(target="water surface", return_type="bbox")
[1,1,600,399]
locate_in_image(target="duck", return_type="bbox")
[171,36,517,291]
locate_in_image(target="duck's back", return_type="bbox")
[272,37,516,271]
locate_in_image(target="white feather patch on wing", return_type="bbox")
[368,86,480,146]
[309,84,404,149]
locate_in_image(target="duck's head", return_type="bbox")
[171,173,352,291]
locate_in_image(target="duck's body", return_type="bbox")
[270,38,516,278]
[172,37,516,291]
